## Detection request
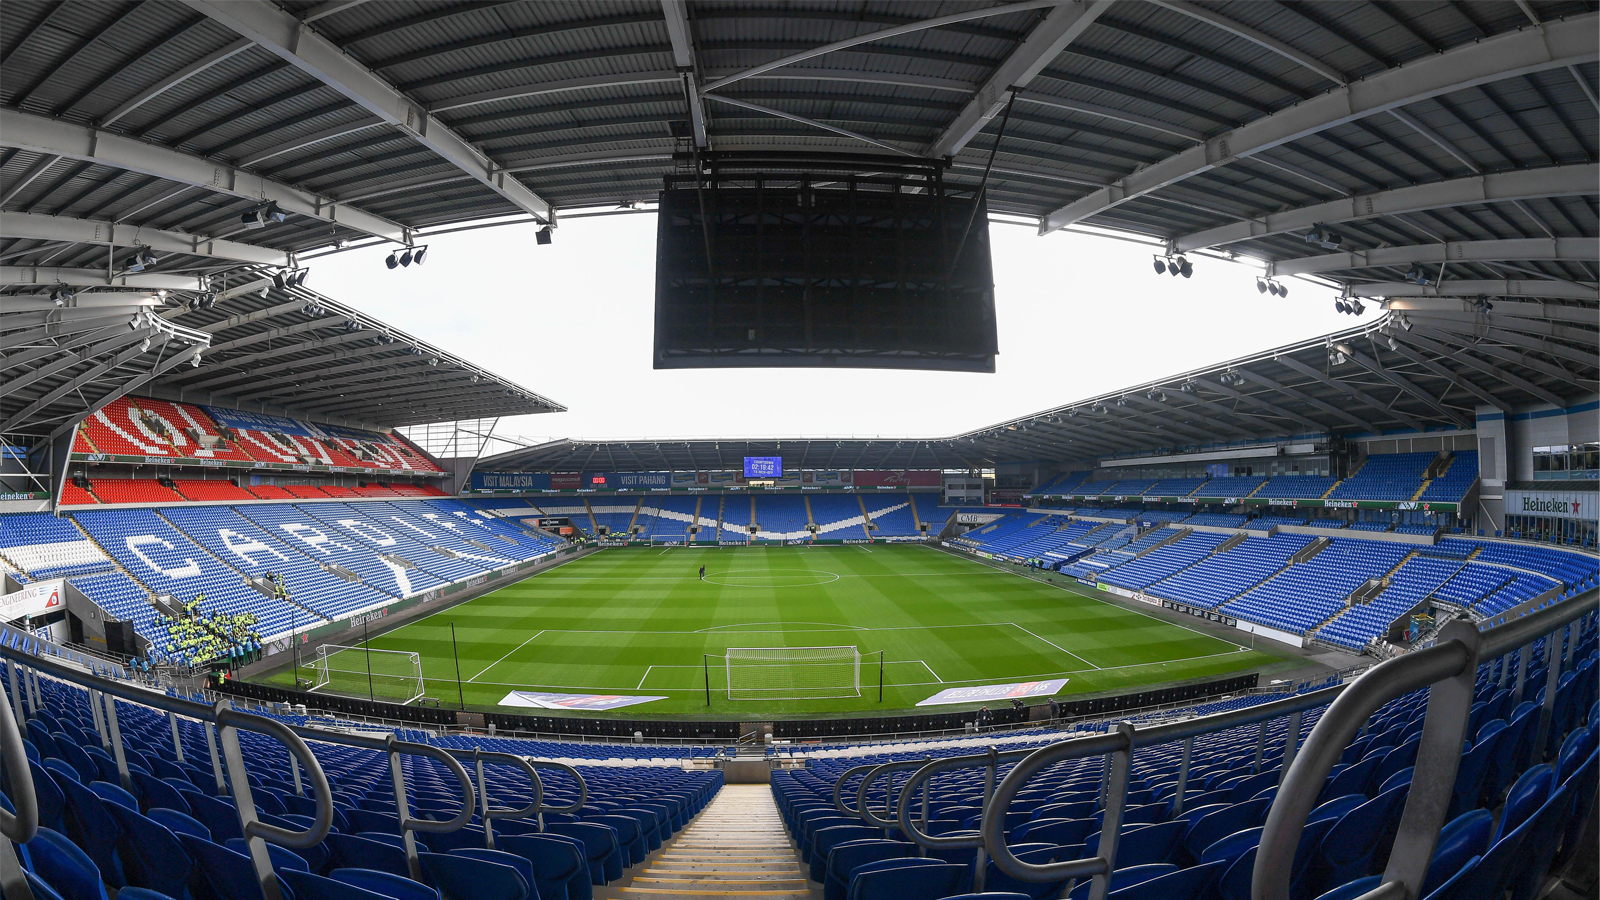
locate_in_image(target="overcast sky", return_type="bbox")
[308,212,1352,450]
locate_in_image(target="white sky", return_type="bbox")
[307,213,1352,447]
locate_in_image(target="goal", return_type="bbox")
[310,643,426,705]
[725,646,861,700]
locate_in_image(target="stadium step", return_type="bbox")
[611,784,814,900]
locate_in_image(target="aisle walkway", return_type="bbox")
[609,784,817,899]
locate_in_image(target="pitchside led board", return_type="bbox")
[653,168,998,372]
[745,456,783,479]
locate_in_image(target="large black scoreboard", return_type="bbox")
[653,156,998,373]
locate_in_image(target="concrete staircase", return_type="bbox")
[612,785,812,899]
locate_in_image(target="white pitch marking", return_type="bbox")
[1008,622,1102,670]
[468,629,545,682]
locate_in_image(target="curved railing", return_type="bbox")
[877,587,1596,900]
[1256,589,1597,900]
[0,639,590,900]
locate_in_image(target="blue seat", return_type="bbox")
[1505,783,1575,900]
[1315,875,1381,900]
[326,833,411,878]
[1319,759,1377,804]
[497,833,590,900]
[1421,856,1481,900]
[1086,820,1184,867]
[51,769,124,887]
[115,889,178,900]
[184,796,244,844]
[100,799,192,899]
[847,858,964,900]
[1308,795,1366,825]
[1216,816,1336,900]
[132,773,190,817]
[1449,721,1507,818]
[30,760,67,832]
[1182,798,1268,864]
[146,809,210,842]
[980,843,1070,900]
[1498,764,1553,840]
[808,825,877,882]
[1312,782,1408,894]
[90,781,139,813]
[281,869,394,900]
[1482,704,1537,802]
[25,827,110,900]
[330,868,441,900]
[1011,817,1095,847]
[417,852,529,900]
[1419,810,1492,899]
[223,838,309,873]
[547,821,622,884]
[180,834,292,900]
[1067,864,1180,900]
[450,849,537,895]
[825,840,914,900]
[1105,860,1222,900]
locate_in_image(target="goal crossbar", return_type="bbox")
[724,645,860,700]
[311,643,426,705]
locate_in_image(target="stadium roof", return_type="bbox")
[480,297,1598,471]
[3,0,1596,450]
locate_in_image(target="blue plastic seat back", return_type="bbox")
[327,833,412,878]
[1504,782,1575,900]
[29,760,67,832]
[824,840,914,900]
[281,869,394,900]
[418,825,488,854]
[223,837,309,872]
[1183,798,1269,862]
[185,794,245,844]
[1317,782,1408,885]
[1313,875,1381,900]
[546,821,621,884]
[1499,764,1553,840]
[496,834,587,900]
[1085,820,1185,868]
[451,849,536,891]
[89,781,139,813]
[330,868,442,900]
[1198,826,1261,867]
[101,800,192,898]
[1068,864,1180,900]
[1421,855,1481,900]
[1012,816,1095,847]
[847,859,963,900]
[179,833,291,900]
[418,851,529,900]
[146,808,211,842]
[1308,795,1366,825]
[981,843,1069,900]
[25,827,109,900]
[50,768,124,886]
[1105,860,1223,900]
[1419,810,1492,899]
[346,809,403,835]
[808,825,877,880]
[132,773,190,817]
[114,888,178,900]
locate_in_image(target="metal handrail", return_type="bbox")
[1255,589,1597,900]
[976,682,1347,900]
[896,745,1035,849]
[831,763,876,816]
[0,671,38,900]
[854,757,929,830]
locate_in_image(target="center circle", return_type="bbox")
[702,568,841,588]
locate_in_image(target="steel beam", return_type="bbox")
[1379,297,1597,325]
[0,211,289,267]
[701,95,919,156]
[1148,1,1347,86]
[1234,368,1379,433]
[1346,279,1597,301]
[1014,90,1204,142]
[1191,379,1326,434]
[1393,331,1565,409]
[0,339,173,434]
[0,155,59,206]
[237,119,384,168]
[0,265,203,291]
[0,327,158,401]
[1272,237,1598,277]
[0,109,407,243]
[1330,342,1471,427]
[100,40,255,127]
[1173,163,1597,253]
[660,0,707,148]
[184,0,553,224]
[1380,338,1513,414]
[1274,355,1429,433]
[1040,14,1599,232]
[45,341,208,444]
[930,1,1113,159]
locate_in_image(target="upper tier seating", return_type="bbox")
[1181,513,1248,528]
[1100,531,1226,590]
[1146,477,1207,496]
[232,504,452,599]
[1033,471,1091,495]
[1329,452,1437,502]
[1420,450,1479,503]
[1253,475,1339,499]
[1246,516,1306,531]
[1195,476,1268,497]
[635,496,704,541]
[1318,555,1465,649]
[0,514,113,580]
[719,496,754,539]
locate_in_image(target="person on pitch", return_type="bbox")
[699,564,706,580]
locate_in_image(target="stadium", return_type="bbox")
[0,2,1596,900]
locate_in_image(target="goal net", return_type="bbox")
[725,646,861,700]
[310,643,426,705]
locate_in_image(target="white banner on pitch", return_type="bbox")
[497,690,667,711]
[916,679,1068,707]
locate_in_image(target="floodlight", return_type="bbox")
[386,251,400,269]
[191,354,202,367]
[411,246,428,265]
[1405,264,1431,285]
[1180,380,1195,392]
[1387,334,1398,351]
[140,337,151,352]
[1115,396,1127,406]
[536,226,553,245]
[398,249,413,267]
[1256,278,1268,294]
[1177,256,1193,278]
[1351,300,1365,315]
[1398,313,1412,331]
[1154,257,1168,275]
[51,285,75,306]
[125,248,157,272]
[1277,281,1288,297]
[1304,224,1342,250]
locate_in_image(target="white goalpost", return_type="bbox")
[310,643,426,705]
[724,646,861,700]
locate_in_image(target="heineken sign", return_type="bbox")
[1506,489,1595,521]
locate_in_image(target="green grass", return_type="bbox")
[265,545,1292,718]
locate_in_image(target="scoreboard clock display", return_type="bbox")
[744,457,782,478]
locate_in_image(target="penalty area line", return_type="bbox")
[1008,622,1102,670]
[468,629,545,683]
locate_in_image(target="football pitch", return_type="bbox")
[274,545,1294,718]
